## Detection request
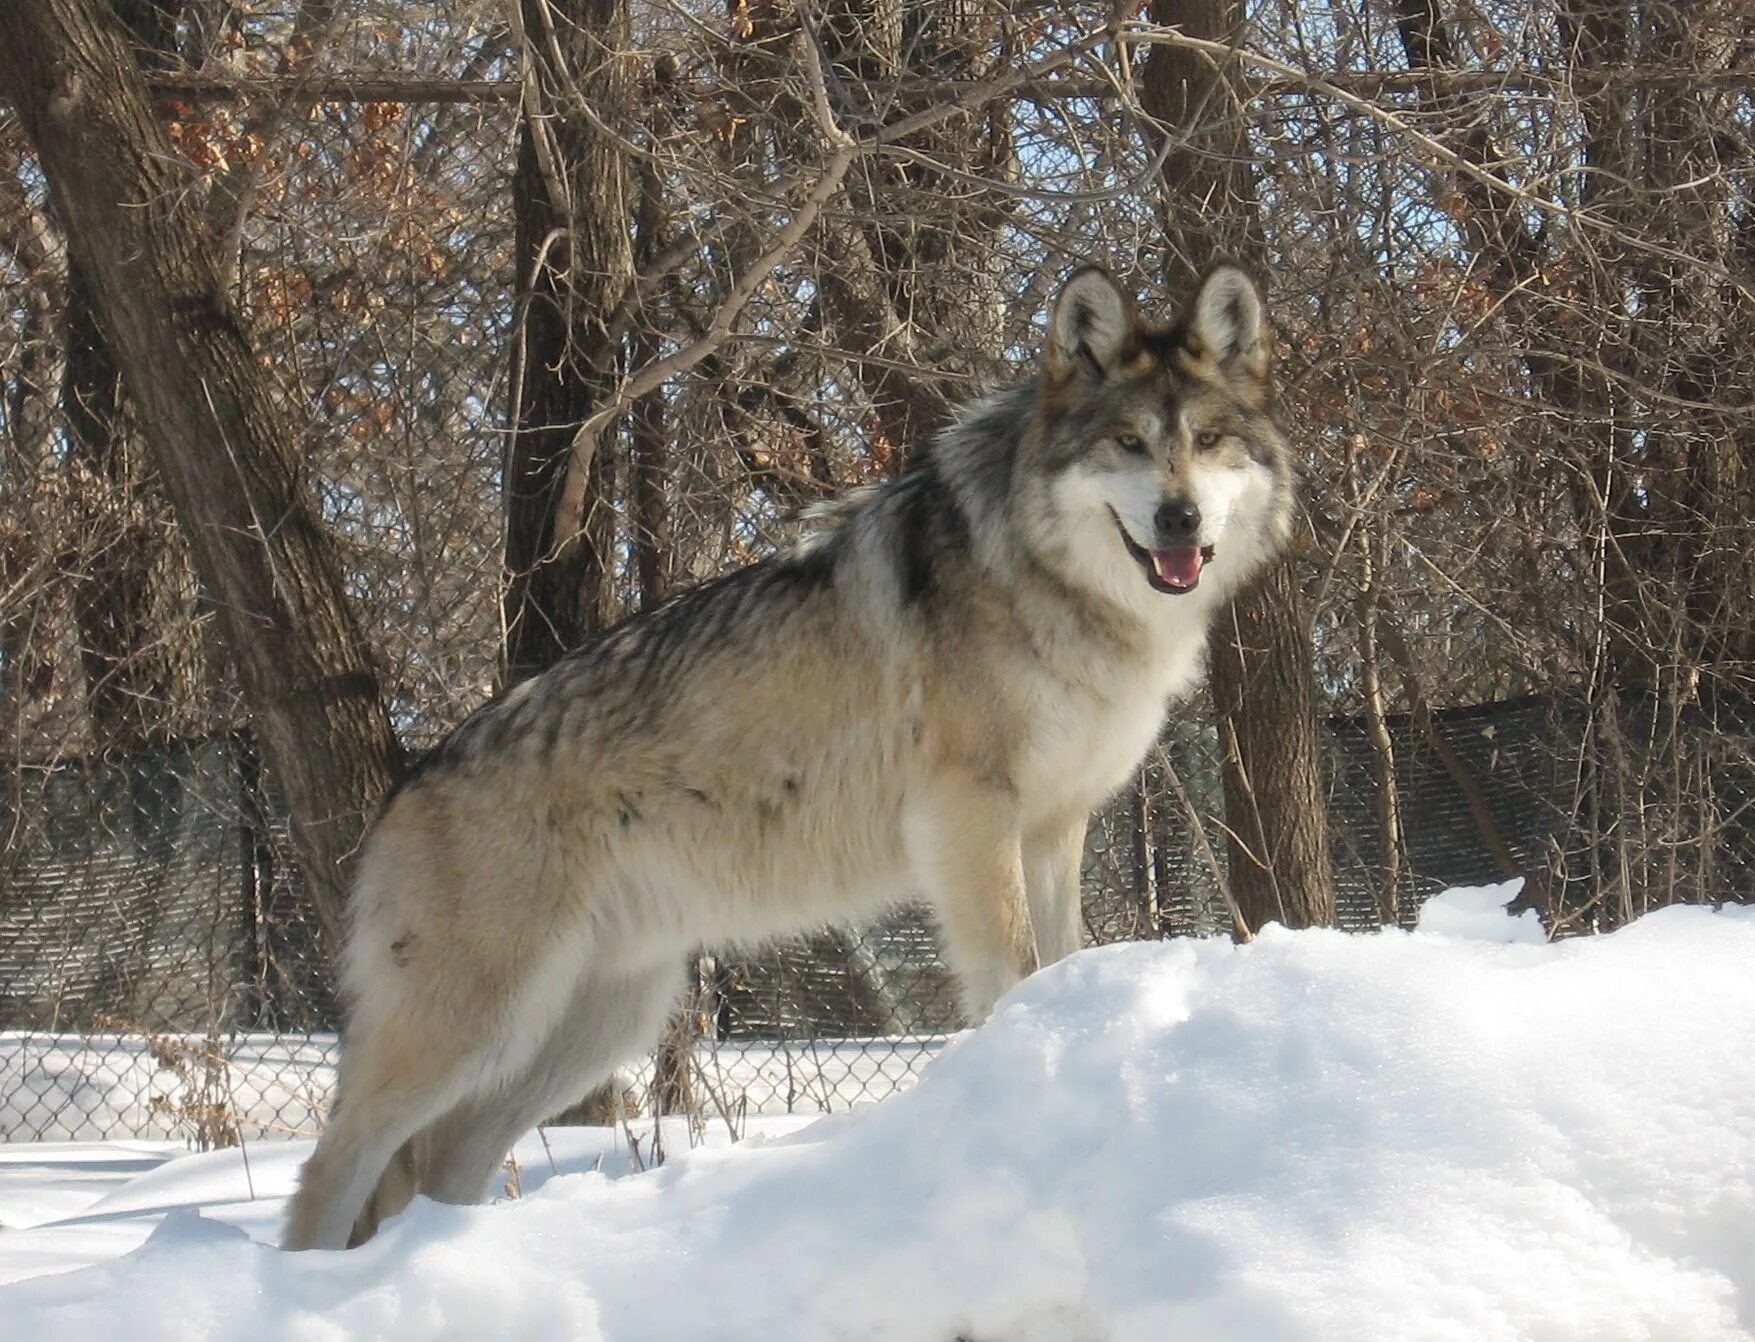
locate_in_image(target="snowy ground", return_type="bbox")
[0,1120,814,1287]
[2,883,1752,1340]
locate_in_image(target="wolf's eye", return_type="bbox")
[1195,430,1223,450]
[1115,432,1148,455]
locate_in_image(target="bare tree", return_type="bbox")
[1142,0,1335,932]
[0,0,402,946]
[61,0,205,752]
[500,0,634,682]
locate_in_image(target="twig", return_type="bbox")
[547,22,856,562]
[206,0,344,262]
[1120,22,1755,298]
[1153,744,1251,942]
[138,65,1754,108]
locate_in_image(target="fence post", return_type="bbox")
[1132,766,1159,938]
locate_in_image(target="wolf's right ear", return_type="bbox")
[1047,267,1139,383]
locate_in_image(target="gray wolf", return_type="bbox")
[282,264,1296,1250]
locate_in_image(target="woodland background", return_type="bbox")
[0,0,1750,1139]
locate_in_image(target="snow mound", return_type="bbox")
[1413,876,1547,943]
[4,901,1753,1341]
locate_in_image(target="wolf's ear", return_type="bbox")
[1047,267,1139,382]
[1184,265,1268,381]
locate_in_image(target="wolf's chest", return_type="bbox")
[1020,639,1205,820]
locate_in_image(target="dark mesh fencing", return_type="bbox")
[0,737,332,1143]
[4,692,1750,1143]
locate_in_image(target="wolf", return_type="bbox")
[282,264,1297,1250]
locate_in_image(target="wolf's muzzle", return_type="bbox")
[1109,507,1215,595]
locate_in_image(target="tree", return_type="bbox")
[4,0,1753,1132]
[500,0,633,683]
[62,0,202,752]
[1392,0,1753,921]
[0,0,402,947]
[1141,2,1336,932]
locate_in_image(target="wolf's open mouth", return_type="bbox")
[1111,510,1215,595]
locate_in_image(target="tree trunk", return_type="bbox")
[0,156,65,469]
[0,0,402,949]
[55,1,190,752]
[500,0,641,1123]
[1206,568,1336,930]
[0,170,65,756]
[63,264,167,750]
[500,0,633,683]
[630,122,672,612]
[1356,535,1405,926]
[1142,0,1335,931]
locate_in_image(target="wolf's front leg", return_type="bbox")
[1024,815,1087,967]
[908,777,1040,1022]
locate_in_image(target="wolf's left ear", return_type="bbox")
[1048,267,1139,382]
[1185,266,1269,381]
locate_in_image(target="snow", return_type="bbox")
[3,893,1753,1340]
[1413,877,1547,943]
[0,1122,813,1287]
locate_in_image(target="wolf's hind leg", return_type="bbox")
[415,963,684,1206]
[281,1008,490,1251]
[345,1129,427,1248]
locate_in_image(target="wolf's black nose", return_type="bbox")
[1156,498,1202,541]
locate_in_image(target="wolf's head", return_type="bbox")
[1024,265,1294,606]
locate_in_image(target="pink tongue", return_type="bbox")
[1151,546,1203,590]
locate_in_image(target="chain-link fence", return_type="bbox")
[8,687,1748,1144]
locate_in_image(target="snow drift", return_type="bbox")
[3,886,1752,1341]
